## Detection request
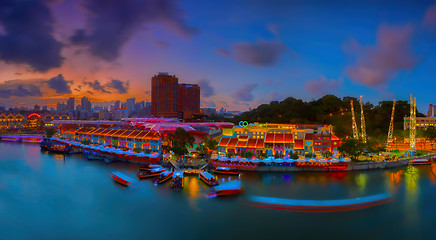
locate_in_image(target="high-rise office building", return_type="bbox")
[67,97,75,111]
[151,72,179,118]
[57,102,66,112]
[126,98,135,116]
[81,97,92,112]
[178,84,200,118]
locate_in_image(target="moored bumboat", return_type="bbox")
[199,171,219,186]
[171,171,184,190]
[137,167,166,179]
[213,166,240,175]
[410,159,431,165]
[153,170,173,184]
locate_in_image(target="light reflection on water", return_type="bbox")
[2,142,436,239]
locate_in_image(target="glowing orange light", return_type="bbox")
[27,113,41,118]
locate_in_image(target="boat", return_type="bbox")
[171,171,184,190]
[153,170,173,184]
[137,167,166,179]
[410,159,431,165]
[199,171,219,186]
[209,180,243,197]
[108,171,136,187]
[139,164,162,171]
[213,166,240,175]
[247,192,392,212]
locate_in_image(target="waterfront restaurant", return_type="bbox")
[64,128,161,153]
[217,123,340,156]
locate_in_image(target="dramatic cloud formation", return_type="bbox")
[47,74,72,94]
[264,79,284,86]
[305,76,342,96]
[0,0,63,72]
[232,83,258,101]
[0,80,43,98]
[233,40,287,67]
[71,0,197,61]
[424,3,436,30]
[197,79,215,97]
[107,79,129,94]
[84,80,111,93]
[215,48,230,57]
[344,24,418,87]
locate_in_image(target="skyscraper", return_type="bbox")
[81,96,91,112]
[67,97,75,111]
[178,84,200,118]
[151,72,179,118]
[126,98,135,116]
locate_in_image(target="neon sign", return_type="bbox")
[28,113,41,118]
[238,121,249,128]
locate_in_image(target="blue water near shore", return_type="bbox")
[1,142,436,239]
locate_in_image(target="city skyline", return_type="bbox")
[1,0,436,112]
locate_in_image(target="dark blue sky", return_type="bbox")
[0,0,435,112]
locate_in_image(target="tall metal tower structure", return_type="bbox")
[350,100,359,139]
[360,95,367,143]
[410,94,416,150]
[386,99,396,150]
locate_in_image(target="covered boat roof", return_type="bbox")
[161,170,173,175]
[214,180,241,191]
[216,166,230,170]
[173,171,183,178]
[201,172,216,179]
[111,171,136,183]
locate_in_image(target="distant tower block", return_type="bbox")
[360,95,367,143]
[350,100,359,139]
[410,94,416,150]
[386,99,396,150]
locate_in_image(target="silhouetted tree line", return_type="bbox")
[231,95,425,139]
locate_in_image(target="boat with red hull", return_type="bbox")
[153,170,173,184]
[139,164,162,171]
[213,166,240,175]
[209,180,243,197]
[109,171,136,187]
[410,159,431,165]
[137,167,166,179]
[199,172,219,186]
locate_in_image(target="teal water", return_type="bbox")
[0,142,435,239]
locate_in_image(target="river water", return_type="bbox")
[0,142,435,239]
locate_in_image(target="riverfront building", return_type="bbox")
[217,123,340,156]
[404,117,436,130]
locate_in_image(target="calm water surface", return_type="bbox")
[1,142,435,239]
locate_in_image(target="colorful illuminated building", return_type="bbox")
[217,123,340,156]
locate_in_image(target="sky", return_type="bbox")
[1,0,436,112]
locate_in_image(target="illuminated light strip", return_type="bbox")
[245,199,392,212]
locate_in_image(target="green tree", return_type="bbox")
[337,138,365,162]
[365,138,386,155]
[290,152,299,159]
[133,147,141,153]
[305,152,315,158]
[424,127,436,150]
[168,127,194,159]
[322,151,332,158]
[46,128,56,138]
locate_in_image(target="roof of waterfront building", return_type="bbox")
[264,133,294,143]
[70,128,160,140]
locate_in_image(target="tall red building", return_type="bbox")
[178,84,200,119]
[151,73,179,118]
[151,72,201,119]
